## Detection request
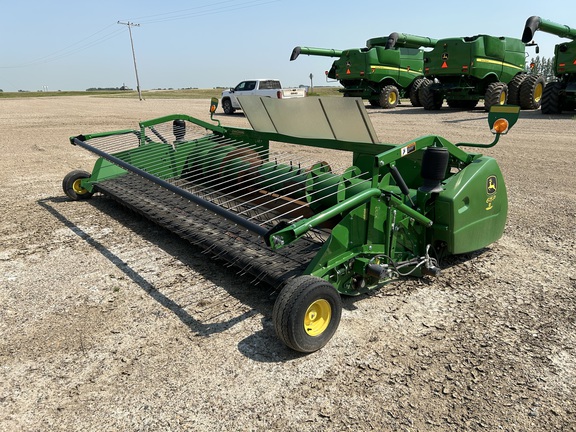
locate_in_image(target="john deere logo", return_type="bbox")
[442,52,449,60]
[486,176,497,194]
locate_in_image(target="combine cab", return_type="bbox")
[522,16,576,114]
[419,34,544,111]
[63,97,519,352]
[291,32,437,108]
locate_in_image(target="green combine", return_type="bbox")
[522,16,576,114]
[291,32,437,108]
[419,34,544,111]
[63,97,519,352]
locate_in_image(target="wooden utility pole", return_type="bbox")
[118,21,143,101]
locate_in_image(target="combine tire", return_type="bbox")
[273,275,342,353]
[222,98,235,115]
[409,78,425,107]
[484,82,508,111]
[519,74,545,110]
[62,170,94,200]
[507,74,528,105]
[379,85,399,109]
[541,82,563,114]
[419,79,443,110]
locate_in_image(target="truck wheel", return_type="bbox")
[273,275,342,353]
[419,79,443,110]
[379,85,399,109]
[409,78,425,107]
[507,74,527,105]
[519,74,545,110]
[484,82,508,111]
[222,98,235,115]
[62,170,94,200]
[541,82,563,114]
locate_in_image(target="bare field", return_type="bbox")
[1,96,575,431]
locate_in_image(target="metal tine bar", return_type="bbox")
[190,153,301,208]
[191,148,295,191]
[184,146,271,193]
[213,157,315,208]
[135,134,240,179]
[84,124,205,154]
[176,137,248,180]
[153,144,260,188]
[90,133,231,174]
[234,167,357,217]
[196,151,297,198]
[263,176,372,225]
[232,173,311,216]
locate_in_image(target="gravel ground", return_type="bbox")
[1,96,575,431]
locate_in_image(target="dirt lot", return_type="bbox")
[1,96,575,431]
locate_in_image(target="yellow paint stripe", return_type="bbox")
[475,57,524,71]
[370,65,422,75]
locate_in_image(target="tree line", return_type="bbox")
[527,56,556,82]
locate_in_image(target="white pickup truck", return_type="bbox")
[221,79,306,114]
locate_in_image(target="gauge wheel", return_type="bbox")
[62,170,94,200]
[273,275,342,353]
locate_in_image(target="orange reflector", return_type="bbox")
[574,59,576,64]
[492,118,509,134]
[346,69,351,75]
[441,61,448,68]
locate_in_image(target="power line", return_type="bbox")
[0,24,124,69]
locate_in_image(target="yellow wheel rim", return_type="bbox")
[72,178,88,195]
[534,83,543,103]
[389,92,397,105]
[499,91,506,105]
[304,299,331,336]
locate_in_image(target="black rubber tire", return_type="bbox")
[519,74,545,110]
[62,170,94,200]
[507,74,528,106]
[446,99,479,109]
[419,79,443,110]
[379,85,399,109]
[222,98,235,115]
[484,82,508,111]
[541,82,563,114]
[273,275,342,353]
[409,77,425,107]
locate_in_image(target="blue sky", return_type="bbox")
[1,0,574,92]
